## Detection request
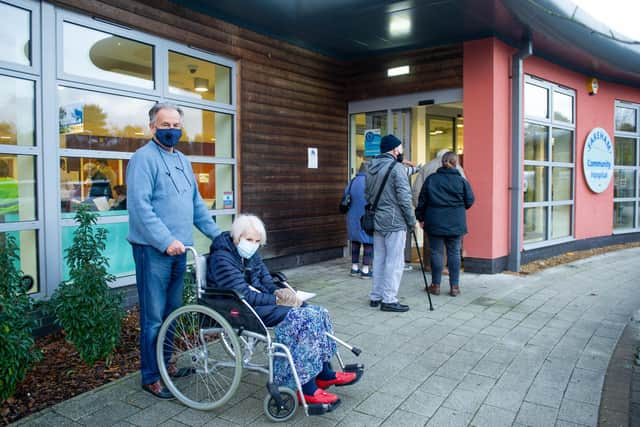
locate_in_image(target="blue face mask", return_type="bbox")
[155,128,182,147]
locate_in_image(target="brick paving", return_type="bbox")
[12,247,640,426]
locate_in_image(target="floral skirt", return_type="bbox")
[273,304,337,389]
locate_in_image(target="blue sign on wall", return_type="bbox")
[364,129,381,157]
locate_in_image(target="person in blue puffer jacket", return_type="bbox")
[415,151,474,297]
[206,215,357,408]
[342,161,373,279]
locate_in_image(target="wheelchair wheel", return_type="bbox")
[263,387,298,422]
[157,304,242,410]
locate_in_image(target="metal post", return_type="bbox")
[508,40,533,272]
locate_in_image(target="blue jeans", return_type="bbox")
[132,244,186,385]
[428,235,461,287]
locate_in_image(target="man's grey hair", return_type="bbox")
[148,103,184,125]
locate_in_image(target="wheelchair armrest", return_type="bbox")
[271,271,295,291]
[202,287,246,301]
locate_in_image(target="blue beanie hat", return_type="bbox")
[380,134,402,153]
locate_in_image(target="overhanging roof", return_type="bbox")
[169,0,640,87]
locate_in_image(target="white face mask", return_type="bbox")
[237,238,260,259]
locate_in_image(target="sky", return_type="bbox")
[573,0,640,41]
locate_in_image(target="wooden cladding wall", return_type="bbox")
[51,0,349,259]
[344,45,463,101]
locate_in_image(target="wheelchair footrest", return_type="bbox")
[307,399,341,415]
[337,364,364,387]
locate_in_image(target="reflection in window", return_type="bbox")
[551,206,571,239]
[58,87,154,152]
[525,83,548,119]
[615,137,636,166]
[0,155,36,223]
[553,92,573,123]
[0,75,34,146]
[0,3,30,66]
[191,162,233,210]
[525,124,547,161]
[551,167,572,201]
[169,51,231,104]
[63,22,154,89]
[524,165,546,203]
[614,202,635,230]
[614,169,636,198]
[428,118,454,160]
[552,129,572,163]
[179,107,233,158]
[524,207,546,244]
[615,106,637,133]
[60,156,127,215]
[0,230,38,293]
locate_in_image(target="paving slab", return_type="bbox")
[12,247,640,426]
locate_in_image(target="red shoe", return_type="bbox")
[300,388,339,404]
[315,371,357,389]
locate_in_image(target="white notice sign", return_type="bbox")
[308,147,318,168]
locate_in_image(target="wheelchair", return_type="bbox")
[155,247,364,422]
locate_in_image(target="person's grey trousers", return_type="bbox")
[370,230,406,304]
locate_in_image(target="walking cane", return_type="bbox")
[411,228,434,311]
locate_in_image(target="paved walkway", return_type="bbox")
[14,247,640,427]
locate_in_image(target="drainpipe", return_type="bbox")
[508,40,532,272]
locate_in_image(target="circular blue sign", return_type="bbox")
[583,127,613,193]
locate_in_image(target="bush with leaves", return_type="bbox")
[51,205,123,366]
[0,234,42,403]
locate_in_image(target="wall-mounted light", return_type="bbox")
[387,65,410,77]
[194,77,209,92]
[587,77,599,96]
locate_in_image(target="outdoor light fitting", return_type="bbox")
[387,65,410,77]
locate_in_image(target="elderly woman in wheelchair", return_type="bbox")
[155,214,363,421]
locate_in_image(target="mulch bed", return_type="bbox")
[0,308,141,426]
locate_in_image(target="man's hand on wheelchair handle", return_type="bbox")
[166,240,186,256]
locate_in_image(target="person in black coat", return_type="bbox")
[206,214,357,407]
[415,152,474,297]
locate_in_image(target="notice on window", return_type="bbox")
[223,191,233,209]
[364,129,381,157]
[308,147,318,168]
[59,103,84,134]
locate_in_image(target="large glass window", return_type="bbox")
[349,110,388,172]
[0,230,39,293]
[523,76,575,245]
[614,101,640,231]
[62,22,154,89]
[0,154,36,222]
[169,51,231,104]
[0,75,35,146]
[0,2,31,66]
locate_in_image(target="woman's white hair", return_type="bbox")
[230,214,267,245]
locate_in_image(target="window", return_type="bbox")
[0,1,41,294]
[0,2,31,66]
[613,101,640,231]
[56,11,237,286]
[523,77,575,245]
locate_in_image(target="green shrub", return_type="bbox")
[0,235,42,403]
[51,205,123,366]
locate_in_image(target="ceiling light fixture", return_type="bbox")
[389,12,411,37]
[387,65,410,77]
[194,77,209,92]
